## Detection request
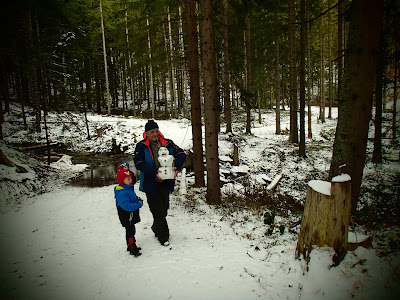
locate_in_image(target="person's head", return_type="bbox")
[117,170,133,185]
[145,120,159,143]
[120,162,129,170]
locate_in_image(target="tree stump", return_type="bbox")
[96,127,103,138]
[233,144,239,166]
[296,173,352,265]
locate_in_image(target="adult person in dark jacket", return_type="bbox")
[134,120,186,246]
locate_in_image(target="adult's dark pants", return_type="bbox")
[146,182,170,244]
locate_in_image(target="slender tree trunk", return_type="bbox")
[307,8,312,139]
[245,7,252,134]
[299,0,306,157]
[178,6,188,118]
[95,66,102,114]
[337,0,343,101]
[275,11,281,135]
[162,72,168,117]
[12,40,27,129]
[288,0,298,143]
[0,76,3,138]
[257,89,261,124]
[329,0,383,213]
[167,7,176,118]
[100,0,111,115]
[23,8,41,132]
[222,0,232,133]
[372,37,384,164]
[16,66,27,129]
[125,8,136,116]
[328,0,333,119]
[393,43,398,139]
[33,12,49,119]
[320,21,326,123]
[146,16,155,119]
[184,0,205,187]
[200,0,220,204]
[0,57,10,114]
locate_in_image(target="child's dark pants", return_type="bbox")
[117,206,140,245]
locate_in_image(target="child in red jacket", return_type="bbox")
[114,169,143,257]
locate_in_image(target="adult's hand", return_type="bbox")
[156,169,163,180]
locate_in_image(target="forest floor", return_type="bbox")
[0,103,399,299]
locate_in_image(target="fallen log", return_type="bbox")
[267,174,282,190]
[19,142,58,151]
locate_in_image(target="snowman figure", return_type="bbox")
[158,146,175,180]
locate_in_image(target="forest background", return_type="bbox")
[0,0,399,264]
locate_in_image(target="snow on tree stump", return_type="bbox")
[296,173,352,266]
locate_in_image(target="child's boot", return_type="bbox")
[127,237,142,257]
[126,237,141,251]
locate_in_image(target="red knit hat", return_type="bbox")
[116,170,133,185]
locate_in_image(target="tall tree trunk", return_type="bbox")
[200,0,220,204]
[274,11,281,135]
[307,8,312,139]
[95,65,102,114]
[222,0,232,133]
[320,21,325,123]
[372,19,386,164]
[288,0,298,143]
[337,0,343,101]
[125,8,136,116]
[162,72,168,117]
[0,56,10,114]
[328,0,333,119]
[257,89,261,124]
[329,0,383,213]
[299,0,306,157]
[100,0,111,115]
[11,40,27,129]
[33,11,49,118]
[185,0,205,187]
[393,43,398,139]
[245,6,252,134]
[0,100,3,138]
[23,8,41,132]
[178,6,188,118]
[146,15,155,119]
[372,68,383,164]
[167,7,176,118]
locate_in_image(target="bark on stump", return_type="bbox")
[233,144,239,166]
[296,174,352,266]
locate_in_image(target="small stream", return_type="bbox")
[68,153,139,187]
[15,142,140,187]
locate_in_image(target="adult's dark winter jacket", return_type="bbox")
[134,132,186,196]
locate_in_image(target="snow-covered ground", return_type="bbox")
[0,103,399,299]
[0,181,399,299]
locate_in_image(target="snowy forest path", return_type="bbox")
[0,184,277,299]
[1,182,398,299]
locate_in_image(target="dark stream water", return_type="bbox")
[68,153,139,187]
[14,143,139,187]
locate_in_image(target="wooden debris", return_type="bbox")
[267,174,282,190]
